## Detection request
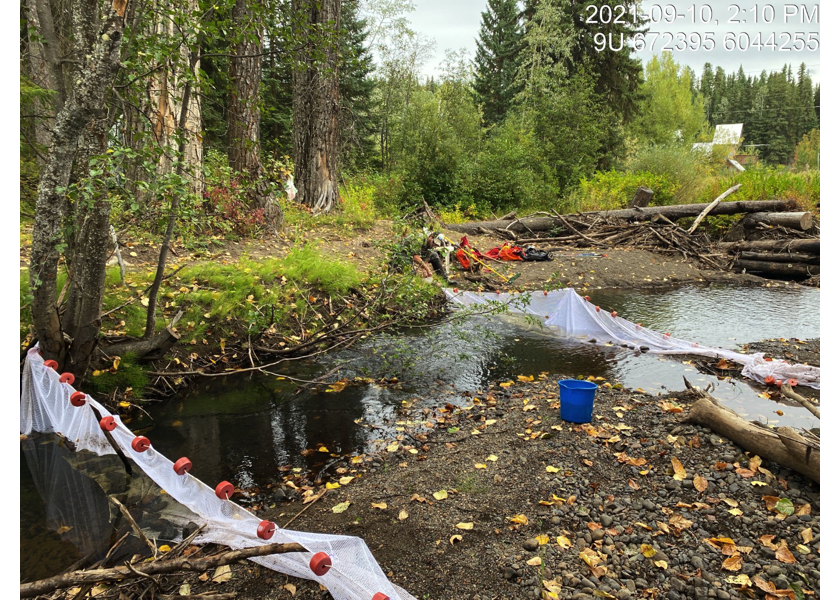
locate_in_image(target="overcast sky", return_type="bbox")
[404,0,820,84]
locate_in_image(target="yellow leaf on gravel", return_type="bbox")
[386,443,399,452]
[535,534,550,545]
[526,556,542,566]
[726,574,752,586]
[722,498,739,507]
[499,381,513,388]
[474,463,487,469]
[728,508,744,516]
[339,476,354,485]
[694,474,708,492]
[450,535,462,545]
[398,509,408,521]
[485,419,497,426]
[546,466,560,473]
[284,582,297,595]
[801,528,813,544]
[557,536,572,549]
[326,482,340,489]
[456,522,474,530]
[671,457,687,481]
[518,375,534,382]
[641,544,657,558]
[318,446,329,453]
[371,502,388,510]
[486,454,499,462]
[509,514,529,525]
[775,541,797,563]
[654,560,668,569]
[433,490,448,500]
[721,555,743,571]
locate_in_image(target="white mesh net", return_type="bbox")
[444,288,819,389]
[20,348,416,600]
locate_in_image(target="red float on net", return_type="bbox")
[453,288,458,293]
[611,311,617,317]
[131,436,151,452]
[595,306,601,312]
[69,391,86,407]
[583,296,590,302]
[99,416,116,431]
[44,360,59,370]
[310,552,332,576]
[173,457,192,475]
[215,481,234,500]
[257,520,276,540]
[372,594,390,600]
[787,379,799,387]
[764,376,776,385]
[59,373,75,385]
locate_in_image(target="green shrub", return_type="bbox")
[567,170,678,212]
[626,142,712,204]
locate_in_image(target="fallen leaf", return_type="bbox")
[326,482,340,489]
[775,541,797,563]
[509,514,529,525]
[371,502,388,510]
[486,454,499,462]
[455,522,474,530]
[754,577,777,594]
[726,574,752,586]
[801,528,813,544]
[628,479,640,490]
[517,375,535,382]
[721,555,743,571]
[449,534,462,545]
[339,476,354,485]
[398,509,408,521]
[331,501,350,513]
[526,556,542,566]
[433,490,448,501]
[474,463,487,469]
[546,465,560,473]
[557,536,572,549]
[654,560,668,569]
[535,534,550,545]
[671,457,686,481]
[283,583,296,595]
[775,498,795,516]
[694,474,708,492]
[179,583,191,596]
[212,565,232,583]
[728,508,743,516]
[641,544,657,558]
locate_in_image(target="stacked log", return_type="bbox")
[720,239,819,278]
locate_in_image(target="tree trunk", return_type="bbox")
[444,200,795,235]
[719,239,820,254]
[733,259,819,278]
[293,0,341,213]
[228,0,280,227]
[742,211,814,231]
[680,389,819,483]
[627,186,653,208]
[29,0,129,375]
[24,0,67,158]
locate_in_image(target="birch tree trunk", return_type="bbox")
[292,0,340,213]
[29,0,129,375]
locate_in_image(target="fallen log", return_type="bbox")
[679,385,819,483]
[445,200,794,235]
[20,542,307,597]
[739,252,819,264]
[734,259,819,277]
[719,239,819,254]
[742,211,813,231]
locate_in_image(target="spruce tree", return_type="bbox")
[473,0,524,125]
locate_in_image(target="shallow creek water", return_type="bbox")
[20,284,819,581]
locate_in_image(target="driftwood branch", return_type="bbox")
[679,379,819,483]
[780,383,820,419]
[20,543,307,597]
[686,184,742,234]
[110,497,155,554]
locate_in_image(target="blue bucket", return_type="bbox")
[558,380,598,423]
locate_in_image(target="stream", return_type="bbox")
[20,284,819,582]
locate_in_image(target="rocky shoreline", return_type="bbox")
[181,372,820,599]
